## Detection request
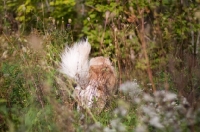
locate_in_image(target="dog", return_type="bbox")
[60,39,116,113]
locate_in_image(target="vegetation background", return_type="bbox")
[0,0,200,131]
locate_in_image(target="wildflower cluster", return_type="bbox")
[120,81,199,132]
[78,80,200,132]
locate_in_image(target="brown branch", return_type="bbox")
[137,9,156,92]
[114,28,121,85]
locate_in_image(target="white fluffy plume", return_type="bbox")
[60,39,91,85]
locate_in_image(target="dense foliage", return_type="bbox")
[1,0,200,131]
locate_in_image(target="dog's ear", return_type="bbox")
[89,65,98,79]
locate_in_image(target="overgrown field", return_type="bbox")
[1,1,200,132]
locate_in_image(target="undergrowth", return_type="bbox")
[1,1,200,131]
[0,24,200,132]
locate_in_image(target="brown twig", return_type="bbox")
[137,9,156,92]
[113,27,122,85]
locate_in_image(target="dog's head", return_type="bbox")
[89,56,116,94]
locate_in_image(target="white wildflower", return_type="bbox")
[113,100,129,117]
[110,118,126,132]
[154,90,165,98]
[171,101,177,106]
[163,92,177,102]
[143,93,154,102]
[142,105,157,117]
[119,81,142,99]
[113,107,128,117]
[103,127,116,132]
[118,124,126,132]
[89,122,102,131]
[149,116,164,129]
[165,111,173,118]
[110,118,120,128]
[134,97,141,104]
[135,124,148,132]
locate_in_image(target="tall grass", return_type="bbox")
[0,26,75,131]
